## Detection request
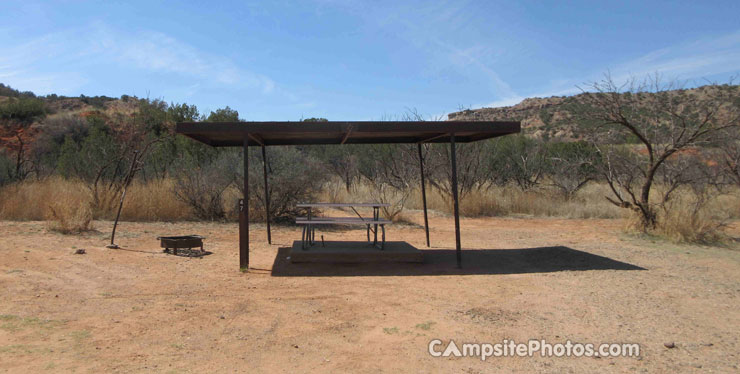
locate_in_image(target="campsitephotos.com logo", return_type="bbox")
[429,339,640,360]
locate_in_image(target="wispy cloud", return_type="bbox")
[607,30,740,84]
[481,30,740,109]
[382,1,518,99]
[318,0,517,100]
[90,24,276,93]
[0,22,277,95]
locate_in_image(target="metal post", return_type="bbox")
[450,134,462,268]
[417,143,430,247]
[261,144,272,244]
[239,136,249,271]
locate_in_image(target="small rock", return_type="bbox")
[664,342,676,349]
[220,315,225,319]
[74,249,86,255]
[693,364,702,368]
[293,344,299,348]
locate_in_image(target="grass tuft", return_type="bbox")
[45,200,94,234]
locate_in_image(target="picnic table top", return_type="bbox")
[295,218,392,224]
[296,203,390,208]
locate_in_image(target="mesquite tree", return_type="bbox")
[544,141,599,199]
[581,75,740,230]
[358,144,419,219]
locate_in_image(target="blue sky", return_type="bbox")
[1,0,739,120]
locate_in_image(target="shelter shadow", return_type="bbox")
[270,245,645,277]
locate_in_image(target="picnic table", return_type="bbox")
[296,203,391,250]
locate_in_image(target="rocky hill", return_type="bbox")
[447,84,740,141]
[2,82,738,143]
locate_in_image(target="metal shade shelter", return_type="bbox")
[176,121,521,271]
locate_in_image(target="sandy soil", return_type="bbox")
[0,212,739,373]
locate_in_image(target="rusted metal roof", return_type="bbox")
[175,121,520,146]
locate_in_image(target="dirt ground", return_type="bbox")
[1,212,739,373]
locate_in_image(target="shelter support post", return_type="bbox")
[261,144,272,244]
[450,134,462,268]
[239,135,249,271]
[417,143,430,247]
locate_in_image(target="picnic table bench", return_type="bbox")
[296,203,391,250]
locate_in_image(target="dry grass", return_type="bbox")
[618,186,737,244]
[0,178,192,222]
[418,184,624,219]
[320,180,624,219]
[2,177,739,244]
[118,179,191,221]
[0,177,90,220]
[45,200,94,234]
[319,179,740,244]
[654,190,732,244]
[656,207,726,244]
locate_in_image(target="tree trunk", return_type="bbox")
[109,152,139,248]
[637,162,661,230]
[14,134,24,180]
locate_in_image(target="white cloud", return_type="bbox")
[480,30,740,109]
[607,30,740,84]
[0,22,278,95]
[321,0,518,99]
[90,24,276,92]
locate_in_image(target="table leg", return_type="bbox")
[373,207,378,246]
[301,226,306,250]
[381,224,385,250]
[307,208,313,245]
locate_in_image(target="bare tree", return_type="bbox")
[174,149,236,220]
[485,135,547,190]
[544,141,599,199]
[108,136,162,248]
[237,147,325,221]
[358,144,419,219]
[718,127,740,187]
[426,140,490,200]
[312,145,360,191]
[56,110,164,215]
[581,74,740,229]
